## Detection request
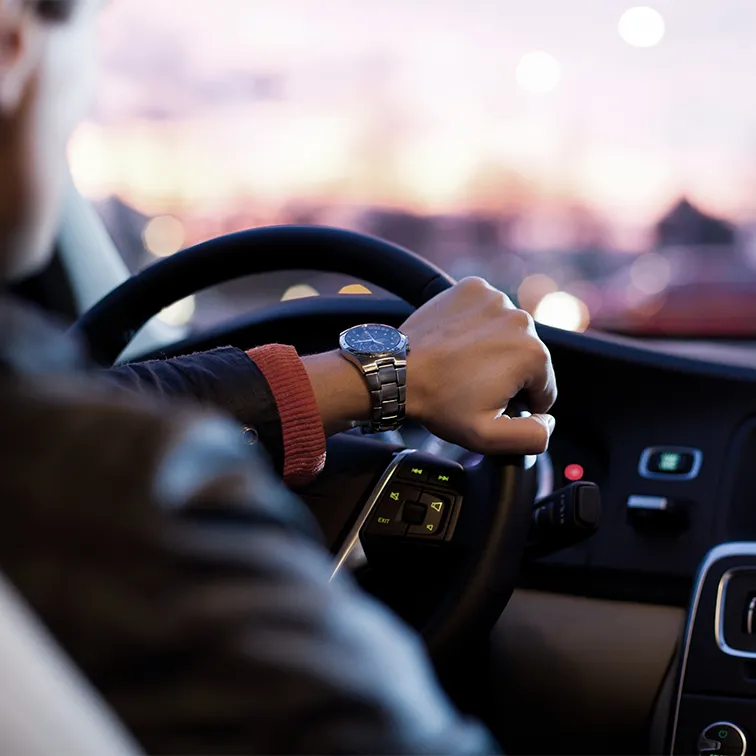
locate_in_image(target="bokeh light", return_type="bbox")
[534,291,590,332]
[516,51,562,94]
[157,295,196,326]
[68,121,113,200]
[618,7,666,48]
[142,216,185,257]
[517,273,558,314]
[338,284,372,294]
[281,284,319,301]
[630,252,672,295]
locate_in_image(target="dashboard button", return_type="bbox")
[639,447,702,480]
[649,450,695,475]
[627,495,670,511]
[698,721,747,756]
[627,494,688,532]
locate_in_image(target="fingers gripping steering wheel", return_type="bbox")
[72,226,538,662]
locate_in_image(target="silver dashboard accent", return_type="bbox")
[535,451,554,503]
[747,597,756,636]
[638,446,703,481]
[714,568,756,658]
[330,449,416,581]
[627,495,669,511]
[669,542,756,754]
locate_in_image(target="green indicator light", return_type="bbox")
[411,468,423,476]
[718,730,729,740]
[658,452,681,472]
[437,474,450,482]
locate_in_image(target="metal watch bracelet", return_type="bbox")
[360,356,407,433]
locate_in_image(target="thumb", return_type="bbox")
[469,413,555,455]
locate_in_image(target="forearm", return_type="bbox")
[106,346,374,485]
[104,347,285,472]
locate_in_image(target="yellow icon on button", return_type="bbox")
[389,491,400,501]
[426,523,435,532]
[430,500,443,512]
[377,517,391,524]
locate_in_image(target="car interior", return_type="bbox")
[8,1,756,754]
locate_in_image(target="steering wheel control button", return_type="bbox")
[402,502,427,526]
[698,722,748,756]
[407,492,451,537]
[396,453,464,492]
[400,464,429,483]
[638,446,703,480]
[367,484,420,537]
[428,468,461,488]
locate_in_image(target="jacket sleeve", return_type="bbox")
[104,347,285,474]
[2,387,500,755]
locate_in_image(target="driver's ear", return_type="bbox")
[0,2,44,114]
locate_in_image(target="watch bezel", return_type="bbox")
[338,323,409,358]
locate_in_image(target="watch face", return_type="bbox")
[343,324,403,354]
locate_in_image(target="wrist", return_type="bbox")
[302,350,371,435]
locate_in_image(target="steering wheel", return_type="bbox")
[71,226,538,663]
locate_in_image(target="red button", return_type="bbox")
[564,464,584,482]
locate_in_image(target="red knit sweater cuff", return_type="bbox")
[246,344,326,489]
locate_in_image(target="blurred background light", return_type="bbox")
[281,284,320,301]
[516,51,562,94]
[534,291,591,332]
[68,121,112,200]
[142,216,185,257]
[517,273,558,313]
[629,252,672,294]
[618,6,666,48]
[157,295,196,326]
[338,283,372,294]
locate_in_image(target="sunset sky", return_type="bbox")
[68,0,756,251]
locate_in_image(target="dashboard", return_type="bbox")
[139,294,756,753]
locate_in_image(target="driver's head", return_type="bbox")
[0,0,101,282]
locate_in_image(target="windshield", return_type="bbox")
[71,1,756,337]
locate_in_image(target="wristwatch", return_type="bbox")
[338,323,409,434]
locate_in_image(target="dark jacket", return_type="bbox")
[0,297,497,755]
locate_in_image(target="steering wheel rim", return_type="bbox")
[71,225,455,366]
[72,225,536,661]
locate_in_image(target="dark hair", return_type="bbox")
[32,0,76,22]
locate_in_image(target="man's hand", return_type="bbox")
[303,277,556,454]
[401,277,556,455]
